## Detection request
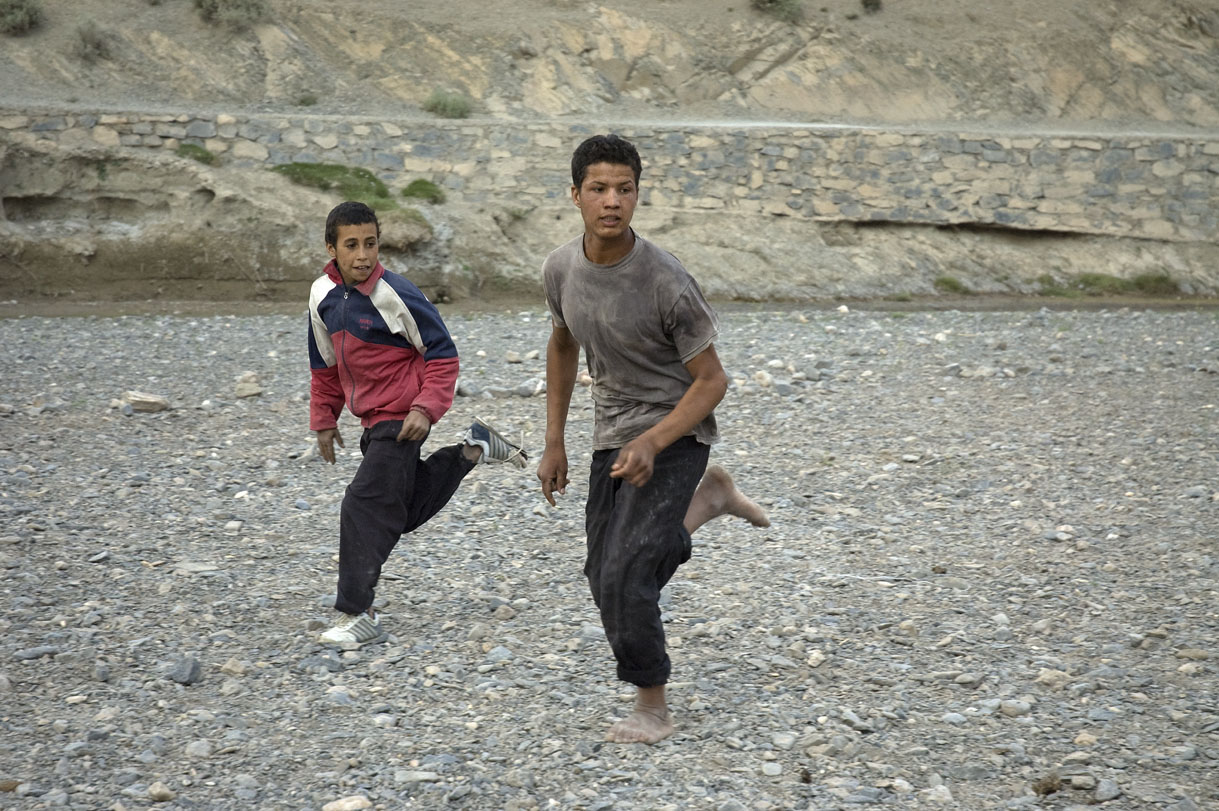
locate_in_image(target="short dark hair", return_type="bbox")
[571,134,642,188]
[325,201,379,247]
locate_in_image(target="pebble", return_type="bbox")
[0,307,1214,810]
[169,657,202,685]
[184,739,212,758]
[1000,700,1032,717]
[147,782,175,801]
[322,797,372,811]
[1095,778,1121,802]
[122,391,171,412]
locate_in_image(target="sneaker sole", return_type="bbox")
[318,629,387,646]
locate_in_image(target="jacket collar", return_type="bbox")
[324,259,386,295]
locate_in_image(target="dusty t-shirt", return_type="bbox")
[542,231,719,450]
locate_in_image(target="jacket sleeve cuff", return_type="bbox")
[410,404,435,424]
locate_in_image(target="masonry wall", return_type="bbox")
[3,110,1217,243]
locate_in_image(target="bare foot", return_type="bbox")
[606,707,674,744]
[684,464,770,533]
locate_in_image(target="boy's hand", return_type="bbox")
[397,411,431,442]
[537,445,570,506]
[609,436,657,487]
[316,428,344,464]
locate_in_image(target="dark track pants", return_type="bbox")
[585,436,710,687]
[334,419,475,615]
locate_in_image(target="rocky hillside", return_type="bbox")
[3,0,1218,128]
[2,0,1219,305]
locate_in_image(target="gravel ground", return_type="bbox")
[1,304,1216,811]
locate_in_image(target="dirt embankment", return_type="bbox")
[2,0,1218,305]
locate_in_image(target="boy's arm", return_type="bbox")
[410,354,459,424]
[308,308,347,464]
[538,324,580,505]
[609,344,729,487]
[380,283,459,424]
[308,305,345,430]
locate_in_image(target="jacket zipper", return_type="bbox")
[338,287,357,416]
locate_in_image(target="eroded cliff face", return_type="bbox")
[0,142,441,300]
[1,0,1218,303]
[1,1,1217,127]
[4,137,1218,304]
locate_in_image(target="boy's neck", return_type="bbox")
[582,229,635,266]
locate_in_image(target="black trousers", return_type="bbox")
[334,420,475,615]
[585,436,710,688]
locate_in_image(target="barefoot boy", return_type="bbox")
[309,201,526,645]
[536,136,769,744]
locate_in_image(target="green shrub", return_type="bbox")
[1039,271,1179,297]
[194,0,269,30]
[295,92,318,107]
[1129,272,1179,295]
[751,0,802,23]
[933,275,972,295]
[1035,274,1079,298]
[269,162,395,210]
[401,178,446,204]
[73,21,111,62]
[177,143,218,165]
[422,89,473,119]
[861,0,882,13]
[0,0,42,35]
[1074,272,1132,295]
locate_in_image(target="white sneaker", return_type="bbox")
[463,418,528,468]
[319,610,383,645]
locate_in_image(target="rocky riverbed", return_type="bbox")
[1,304,1216,810]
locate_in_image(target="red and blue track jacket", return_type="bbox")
[308,260,459,431]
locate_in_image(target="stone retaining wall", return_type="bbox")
[3,110,1217,243]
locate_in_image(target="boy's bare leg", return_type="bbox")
[684,464,770,533]
[606,685,674,744]
[605,467,764,745]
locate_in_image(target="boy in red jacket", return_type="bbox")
[308,201,526,645]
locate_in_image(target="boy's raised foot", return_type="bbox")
[463,418,528,468]
[685,464,770,532]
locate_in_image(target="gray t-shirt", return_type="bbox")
[542,232,719,450]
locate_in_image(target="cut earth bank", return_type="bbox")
[2,0,1219,305]
[2,129,1218,307]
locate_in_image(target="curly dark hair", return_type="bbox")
[571,134,642,188]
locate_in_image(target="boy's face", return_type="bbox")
[327,222,379,286]
[572,162,638,245]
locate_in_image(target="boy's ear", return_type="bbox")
[326,243,336,258]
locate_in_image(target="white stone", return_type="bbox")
[122,391,171,412]
[91,126,120,147]
[322,797,372,811]
[231,139,269,160]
